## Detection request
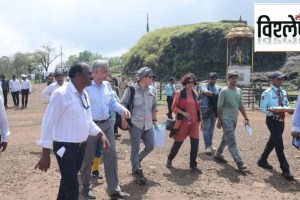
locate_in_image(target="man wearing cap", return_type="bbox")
[258,71,294,181]
[165,77,176,119]
[200,72,221,155]
[120,66,158,185]
[20,74,32,108]
[42,70,66,102]
[9,75,21,107]
[214,71,249,172]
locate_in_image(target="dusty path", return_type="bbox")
[0,83,300,200]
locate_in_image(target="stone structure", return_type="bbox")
[225,16,253,86]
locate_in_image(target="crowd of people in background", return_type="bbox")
[1,59,300,200]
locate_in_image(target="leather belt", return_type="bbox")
[93,119,109,124]
[53,141,87,147]
[266,116,284,122]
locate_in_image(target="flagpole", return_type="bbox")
[146,12,149,32]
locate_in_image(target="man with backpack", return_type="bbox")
[200,72,221,155]
[120,66,158,185]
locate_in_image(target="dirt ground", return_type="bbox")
[0,83,300,200]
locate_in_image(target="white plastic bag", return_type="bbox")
[154,125,165,148]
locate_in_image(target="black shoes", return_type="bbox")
[109,191,131,198]
[190,166,203,174]
[237,162,247,172]
[133,169,146,185]
[91,170,103,179]
[257,160,273,170]
[213,155,228,164]
[166,159,172,168]
[282,171,294,181]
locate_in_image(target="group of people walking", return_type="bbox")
[165,70,297,181]
[31,59,300,200]
[0,74,32,108]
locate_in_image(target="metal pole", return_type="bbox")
[61,46,63,68]
[226,39,229,79]
[251,38,254,86]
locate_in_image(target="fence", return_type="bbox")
[155,82,299,108]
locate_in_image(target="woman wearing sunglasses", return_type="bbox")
[166,72,203,174]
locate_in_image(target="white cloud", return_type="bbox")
[0,0,299,63]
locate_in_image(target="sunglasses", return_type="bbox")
[186,80,195,84]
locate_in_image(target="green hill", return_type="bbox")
[123,22,286,81]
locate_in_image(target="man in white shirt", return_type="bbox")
[9,75,21,107]
[42,70,66,102]
[20,74,32,108]
[35,62,110,200]
[81,59,131,199]
[0,97,10,152]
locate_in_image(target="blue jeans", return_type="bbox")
[202,109,217,149]
[129,125,154,173]
[216,119,243,164]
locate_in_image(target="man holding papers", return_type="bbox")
[258,71,293,181]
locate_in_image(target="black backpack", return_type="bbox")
[115,86,135,131]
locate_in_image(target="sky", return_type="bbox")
[0,0,299,70]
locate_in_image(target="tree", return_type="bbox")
[78,50,102,65]
[0,56,12,77]
[108,56,123,68]
[34,43,59,72]
[65,55,79,67]
[65,50,102,66]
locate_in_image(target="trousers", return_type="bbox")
[81,120,119,193]
[129,125,154,173]
[54,141,86,200]
[168,137,199,168]
[259,117,290,173]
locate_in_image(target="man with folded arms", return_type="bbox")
[35,62,110,200]
[258,71,294,181]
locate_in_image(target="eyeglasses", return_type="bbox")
[79,93,90,109]
[186,80,195,84]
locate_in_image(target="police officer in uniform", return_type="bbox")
[258,71,294,181]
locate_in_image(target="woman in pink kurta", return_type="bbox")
[166,73,203,174]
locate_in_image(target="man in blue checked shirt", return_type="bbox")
[258,71,294,181]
